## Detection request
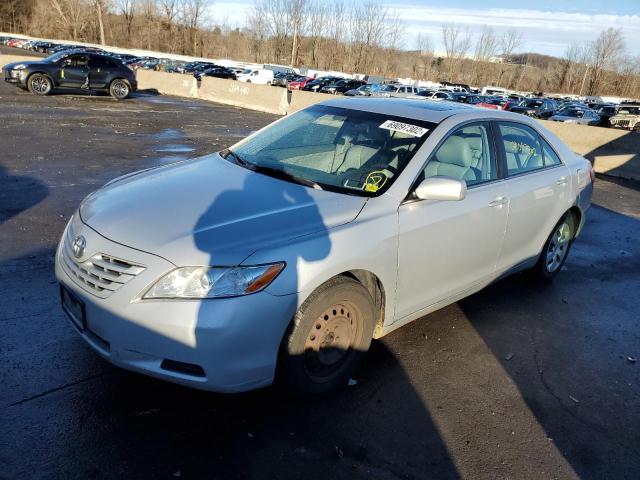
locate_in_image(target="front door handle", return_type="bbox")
[489,196,508,207]
[556,176,568,186]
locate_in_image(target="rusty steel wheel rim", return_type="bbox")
[303,301,362,382]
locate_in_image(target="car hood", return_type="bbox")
[2,60,47,70]
[79,154,367,266]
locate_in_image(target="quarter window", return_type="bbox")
[541,138,562,166]
[422,122,496,186]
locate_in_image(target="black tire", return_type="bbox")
[277,276,375,396]
[109,78,130,100]
[533,212,576,281]
[27,73,52,96]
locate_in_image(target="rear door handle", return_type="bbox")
[556,176,568,186]
[489,196,508,207]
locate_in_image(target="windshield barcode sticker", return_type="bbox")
[379,120,428,137]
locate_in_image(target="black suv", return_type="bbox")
[509,98,558,119]
[320,79,366,94]
[3,50,137,99]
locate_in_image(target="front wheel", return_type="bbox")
[109,79,130,100]
[277,276,375,395]
[27,73,52,96]
[533,213,576,281]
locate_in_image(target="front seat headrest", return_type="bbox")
[435,136,473,168]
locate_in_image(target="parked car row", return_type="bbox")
[3,35,638,129]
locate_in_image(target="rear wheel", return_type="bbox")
[27,73,52,96]
[277,276,375,395]
[109,78,130,100]
[533,213,576,281]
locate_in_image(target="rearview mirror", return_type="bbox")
[414,177,466,201]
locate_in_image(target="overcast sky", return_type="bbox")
[206,0,640,58]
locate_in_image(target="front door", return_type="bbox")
[57,54,89,88]
[395,122,508,320]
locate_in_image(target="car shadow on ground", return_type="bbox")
[458,204,640,479]
[0,164,48,224]
[40,88,160,99]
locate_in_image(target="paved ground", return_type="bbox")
[1,80,639,480]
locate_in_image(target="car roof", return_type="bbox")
[320,97,483,123]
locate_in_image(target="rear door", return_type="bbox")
[88,56,115,89]
[494,121,572,273]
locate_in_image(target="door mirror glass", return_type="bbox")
[414,177,466,201]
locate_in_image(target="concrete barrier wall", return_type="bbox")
[287,90,336,114]
[199,77,288,115]
[540,120,639,180]
[0,55,39,68]
[136,69,198,98]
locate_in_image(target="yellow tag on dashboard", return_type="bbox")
[364,171,388,192]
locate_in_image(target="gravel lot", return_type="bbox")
[1,79,639,480]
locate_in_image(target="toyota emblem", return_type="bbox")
[72,235,86,258]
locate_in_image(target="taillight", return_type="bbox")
[589,164,595,183]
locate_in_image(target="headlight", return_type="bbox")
[144,263,285,299]
[12,64,26,70]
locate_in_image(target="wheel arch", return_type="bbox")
[27,71,56,87]
[567,205,583,237]
[302,270,386,339]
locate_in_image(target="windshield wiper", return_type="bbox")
[250,164,323,190]
[221,148,248,166]
[222,149,322,189]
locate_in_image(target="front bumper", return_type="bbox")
[55,216,298,392]
[3,69,27,86]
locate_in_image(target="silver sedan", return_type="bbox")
[56,98,593,395]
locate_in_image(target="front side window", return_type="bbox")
[422,122,496,187]
[227,105,436,196]
[497,122,544,175]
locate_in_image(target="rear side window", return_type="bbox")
[91,57,116,69]
[497,123,544,175]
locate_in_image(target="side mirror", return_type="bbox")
[414,177,466,201]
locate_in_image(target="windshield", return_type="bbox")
[618,106,640,115]
[45,51,73,62]
[226,105,435,196]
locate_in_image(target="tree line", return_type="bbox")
[1,0,638,98]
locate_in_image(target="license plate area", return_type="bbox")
[61,286,86,331]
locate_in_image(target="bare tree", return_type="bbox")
[499,28,523,59]
[116,0,136,44]
[307,0,328,68]
[416,33,433,78]
[350,1,391,73]
[326,0,345,70]
[93,0,107,45]
[49,0,89,40]
[286,0,309,67]
[474,25,498,62]
[586,27,625,95]
[441,23,470,79]
[181,0,209,56]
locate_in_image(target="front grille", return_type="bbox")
[611,119,630,128]
[61,228,145,298]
